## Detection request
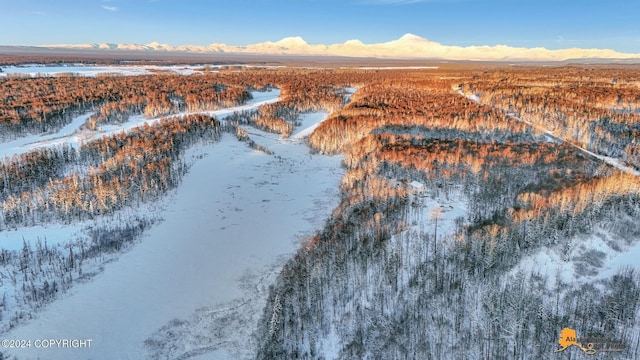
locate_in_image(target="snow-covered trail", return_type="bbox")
[0,112,94,159]
[0,89,280,160]
[5,109,343,359]
[457,89,640,177]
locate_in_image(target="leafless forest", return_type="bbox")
[1,61,639,359]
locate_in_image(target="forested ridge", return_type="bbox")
[255,67,640,359]
[0,65,639,358]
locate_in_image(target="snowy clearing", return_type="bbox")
[0,64,288,78]
[290,111,329,140]
[508,225,640,292]
[341,66,439,70]
[0,64,202,77]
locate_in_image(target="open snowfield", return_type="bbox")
[0,64,205,77]
[508,223,640,290]
[0,64,287,78]
[1,90,345,359]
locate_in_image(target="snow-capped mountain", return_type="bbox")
[42,33,640,61]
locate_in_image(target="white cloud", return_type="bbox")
[102,5,119,11]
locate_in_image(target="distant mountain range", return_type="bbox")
[40,34,640,62]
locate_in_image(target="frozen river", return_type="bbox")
[4,98,344,359]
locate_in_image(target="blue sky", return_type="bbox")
[1,0,639,53]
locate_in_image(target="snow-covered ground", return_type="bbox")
[0,220,90,252]
[0,64,286,78]
[392,190,467,287]
[509,224,640,289]
[0,64,203,77]
[1,89,344,359]
[289,111,329,140]
[340,66,439,70]
[0,112,93,159]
